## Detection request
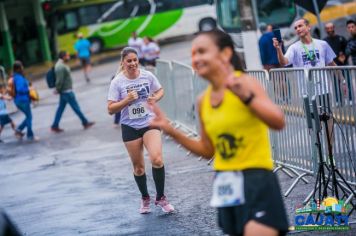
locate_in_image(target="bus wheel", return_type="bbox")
[90,38,103,54]
[199,18,216,32]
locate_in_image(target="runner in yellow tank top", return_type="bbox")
[150,30,289,236]
[201,71,273,171]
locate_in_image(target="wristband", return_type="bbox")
[242,93,255,105]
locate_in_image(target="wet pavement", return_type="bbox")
[1,40,355,235]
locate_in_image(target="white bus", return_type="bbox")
[53,0,217,54]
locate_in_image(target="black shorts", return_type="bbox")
[0,114,12,127]
[80,57,90,67]
[144,59,156,67]
[139,58,145,66]
[217,169,289,236]
[121,124,160,142]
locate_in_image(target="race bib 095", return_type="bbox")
[210,171,245,208]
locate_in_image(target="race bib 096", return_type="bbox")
[128,102,148,119]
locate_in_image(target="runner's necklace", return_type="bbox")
[302,41,317,66]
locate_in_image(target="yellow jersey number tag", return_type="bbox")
[210,171,245,207]
[128,102,148,119]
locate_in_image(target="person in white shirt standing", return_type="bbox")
[273,18,337,97]
[273,18,336,68]
[128,32,144,65]
[273,18,337,146]
[141,37,160,67]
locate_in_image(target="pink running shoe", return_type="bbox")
[155,196,175,213]
[140,196,151,214]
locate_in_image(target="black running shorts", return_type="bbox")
[121,124,160,142]
[0,114,12,127]
[217,169,289,236]
[80,57,90,67]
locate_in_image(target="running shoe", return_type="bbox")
[14,130,24,139]
[140,196,151,214]
[155,196,174,213]
[51,127,64,133]
[27,136,40,142]
[83,122,95,130]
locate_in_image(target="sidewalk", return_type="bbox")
[24,49,122,82]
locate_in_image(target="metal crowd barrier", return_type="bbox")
[155,60,176,121]
[308,67,356,187]
[154,61,356,192]
[246,69,310,188]
[170,61,196,134]
[246,70,269,91]
[269,68,315,196]
[192,73,209,135]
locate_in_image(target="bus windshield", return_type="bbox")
[216,0,296,32]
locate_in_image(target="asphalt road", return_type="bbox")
[0,39,355,236]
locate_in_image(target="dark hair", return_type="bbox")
[144,36,155,43]
[58,51,68,59]
[121,47,138,59]
[13,61,24,74]
[195,29,244,71]
[346,19,355,26]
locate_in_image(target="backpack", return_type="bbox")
[46,67,56,88]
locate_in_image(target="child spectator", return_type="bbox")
[0,85,23,142]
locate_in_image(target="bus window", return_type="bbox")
[56,14,65,33]
[135,0,150,17]
[103,4,130,22]
[216,0,242,32]
[79,6,100,25]
[183,0,212,8]
[99,2,114,15]
[257,0,295,27]
[65,12,79,31]
[157,0,211,11]
[57,11,79,33]
[99,0,150,22]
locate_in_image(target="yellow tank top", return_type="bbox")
[200,73,273,171]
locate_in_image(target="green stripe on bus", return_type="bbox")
[139,10,183,37]
[92,17,147,48]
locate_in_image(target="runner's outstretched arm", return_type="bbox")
[150,96,215,159]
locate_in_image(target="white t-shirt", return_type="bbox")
[285,39,336,95]
[141,42,160,60]
[128,37,144,59]
[107,69,162,129]
[285,38,336,68]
